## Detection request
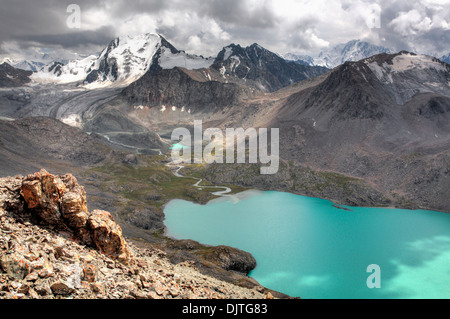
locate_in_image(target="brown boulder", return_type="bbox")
[87,210,130,264]
[50,280,75,296]
[41,171,66,204]
[21,175,42,210]
[21,170,87,228]
[61,187,89,228]
[21,169,66,226]
[201,245,257,275]
[19,169,130,264]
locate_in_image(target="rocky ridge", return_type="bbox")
[211,43,328,92]
[0,63,33,88]
[0,169,273,299]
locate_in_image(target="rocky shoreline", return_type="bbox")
[0,169,287,299]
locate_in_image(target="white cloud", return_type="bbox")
[81,8,112,31]
[264,0,390,55]
[113,13,159,38]
[390,9,432,35]
[382,0,449,55]
[388,0,450,36]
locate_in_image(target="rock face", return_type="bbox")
[212,43,328,92]
[119,40,327,116]
[122,67,253,113]
[87,210,130,263]
[202,246,257,275]
[0,63,32,87]
[20,169,131,264]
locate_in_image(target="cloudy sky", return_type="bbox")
[0,0,448,61]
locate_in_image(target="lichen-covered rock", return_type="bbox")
[0,253,30,280]
[87,210,130,264]
[61,189,89,228]
[19,169,131,264]
[82,264,97,283]
[21,169,66,227]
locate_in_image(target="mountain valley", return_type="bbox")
[0,34,449,214]
[0,32,449,299]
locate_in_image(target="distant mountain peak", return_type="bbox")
[83,33,163,86]
[0,53,70,72]
[440,53,450,64]
[212,42,328,92]
[0,57,14,65]
[288,40,446,70]
[315,40,394,68]
[286,39,394,69]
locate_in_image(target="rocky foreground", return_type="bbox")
[0,169,273,299]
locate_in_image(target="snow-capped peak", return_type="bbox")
[283,53,315,66]
[31,33,214,88]
[365,51,448,77]
[441,53,450,64]
[0,57,47,72]
[285,40,393,68]
[314,40,393,68]
[222,46,234,61]
[31,55,97,84]
[83,33,162,88]
[1,57,14,65]
[362,51,450,104]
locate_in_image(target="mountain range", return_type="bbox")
[0,52,74,72]
[0,32,449,216]
[4,37,449,74]
[24,33,326,93]
[284,39,450,69]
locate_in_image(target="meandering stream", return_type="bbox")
[173,165,232,197]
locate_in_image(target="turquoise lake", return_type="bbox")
[164,190,450,299]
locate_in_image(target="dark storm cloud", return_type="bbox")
[105,0,278,29]
[416,29,450,54]
[0,0,276,51]
[0,0,448,60]
[17,26,116,48]
[377,0,416,51]
[0,0,112,52]
[105,0,170,16]
[194,0,278,29]
[0,0,99,39]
